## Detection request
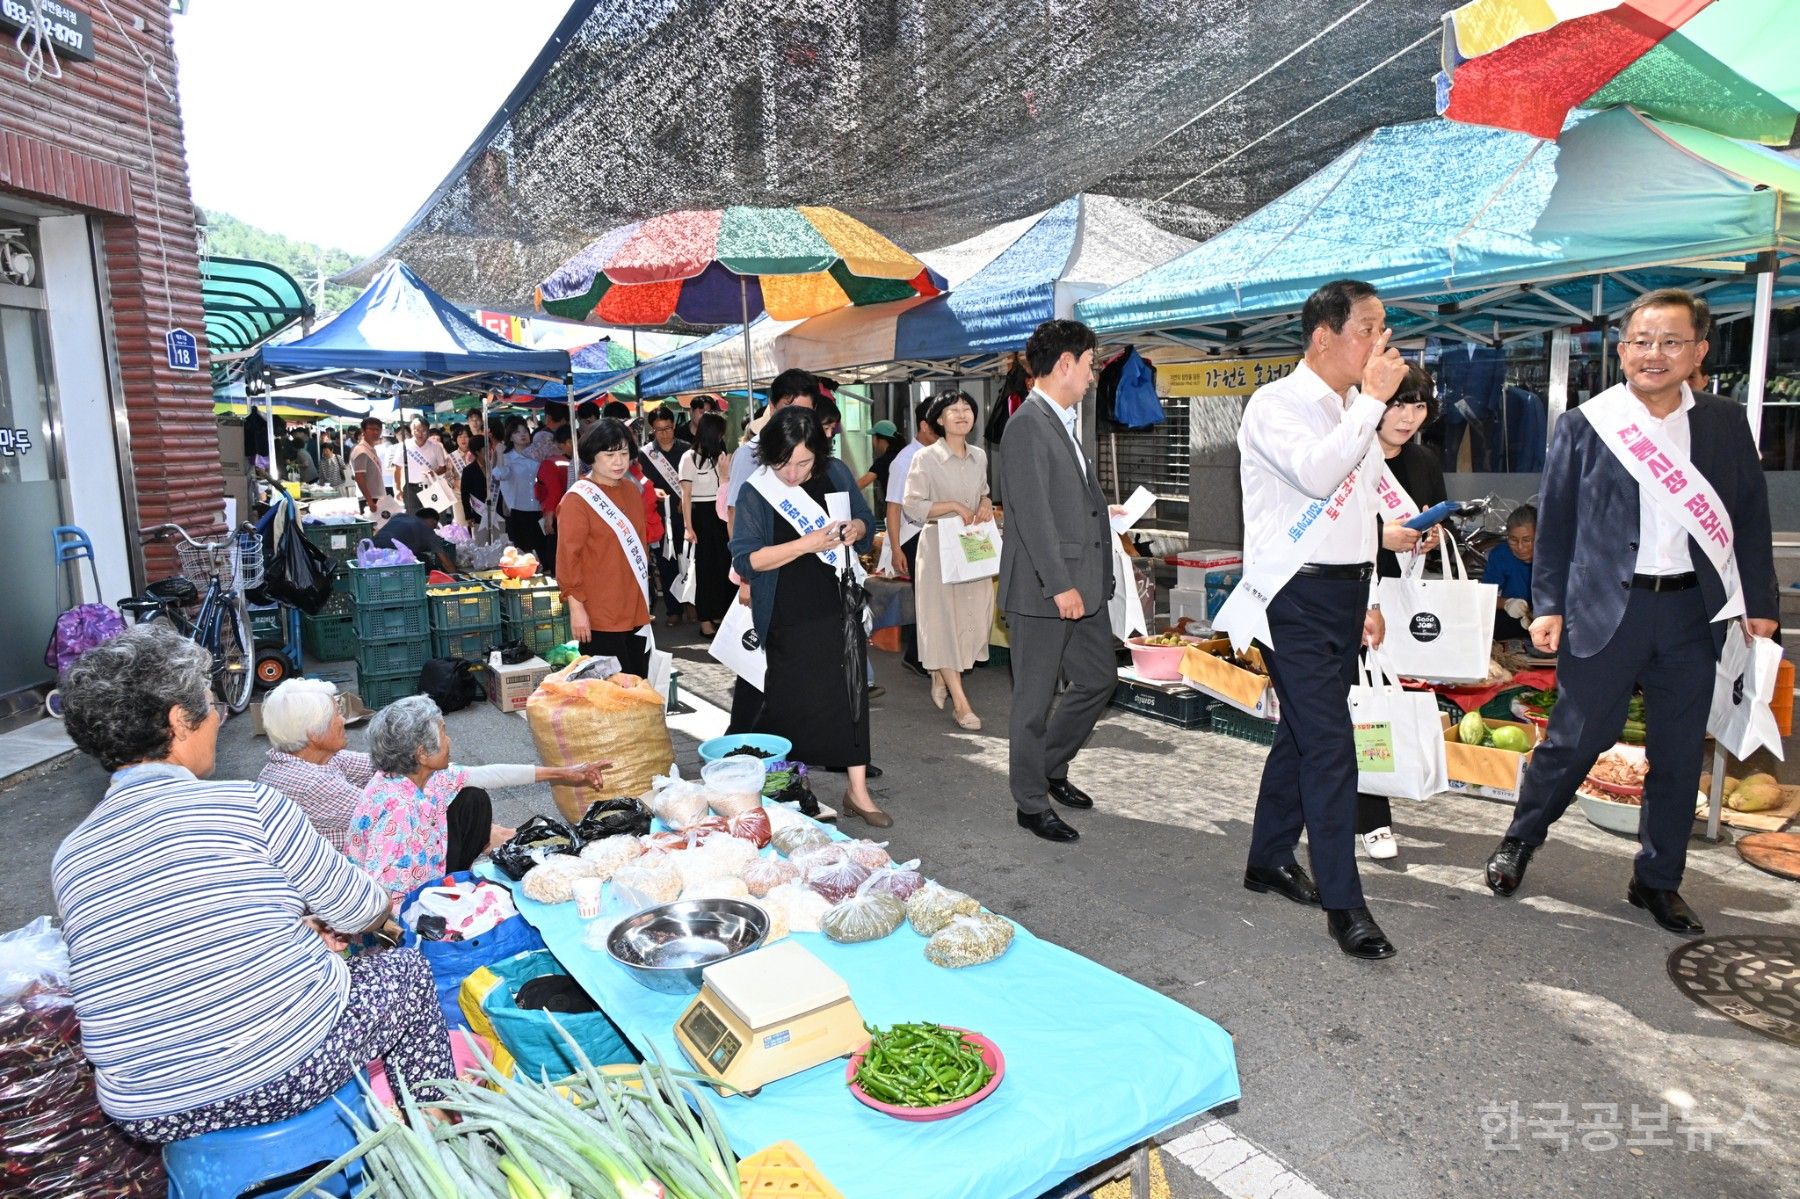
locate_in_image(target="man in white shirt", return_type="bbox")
[1485,289,1778,935]
[1236,280,1411,960]
[885,410,938,677]
[398,418,451,514]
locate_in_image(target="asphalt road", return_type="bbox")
[8,625,1796,1199]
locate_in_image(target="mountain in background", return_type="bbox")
[200,210,363,315]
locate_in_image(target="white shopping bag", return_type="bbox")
[1376,538,1496,683]
[647,647,675,706]
[672,544,696,605]
[1347,651,1449,801]
[707,598,766,690]
[1106,538,1148,642]
[1707,625,1785,761]
[937,516,1002,583]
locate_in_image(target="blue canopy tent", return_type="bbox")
[1078,109,1800,429]
[636,195,1196,390]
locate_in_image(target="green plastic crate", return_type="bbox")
[354,601,430,641]
[303,520,372,567]
[249,603,285,648]
[431,623,501,661]
[300,613,357,662]
[344,560,427,606]
[429,585,501,632]
[1210,705,1279,745]
[357,667,419,711]
[498,582,565,625]
[356,637,430,678]
[319,587,355,618]
[511,614,572,658]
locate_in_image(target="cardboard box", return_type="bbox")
[487,652,551,713]
[1179,638,1277,719]
[1441,714,1539,802]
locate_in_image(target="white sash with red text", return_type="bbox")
[1214,437,1383,653]
[568,478,656,647]
[747,466,867,580]
[1580,384,1743,623]
[642,445,682,560]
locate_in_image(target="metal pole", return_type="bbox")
[741,275,755,423]
[1746,257,1775,449]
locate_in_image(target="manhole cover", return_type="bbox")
[1666,936,1800,1047]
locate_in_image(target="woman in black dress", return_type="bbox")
[728,409,888,828]
[1362,364,1447,861]
[680,413,734,635]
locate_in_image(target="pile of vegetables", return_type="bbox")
[281,1035,740,1199]
[1702,771,1785,813]
[849,1022,994,1108]
[1455,712,1532,753]
[1524,689,1646,745]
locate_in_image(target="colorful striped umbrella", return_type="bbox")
[536,205,941,327]
[1437,0,1800,145]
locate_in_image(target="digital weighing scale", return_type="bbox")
[673,940,866,1093]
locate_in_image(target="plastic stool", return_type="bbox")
[162,1077,367,1199]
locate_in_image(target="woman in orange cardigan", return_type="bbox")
[556,418,653,677]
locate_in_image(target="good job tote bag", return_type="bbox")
[936,515,1002,584]
[1376,537,1496,683]
[1347,651,1449,801]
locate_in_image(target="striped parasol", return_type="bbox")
[1437,0,1800,145]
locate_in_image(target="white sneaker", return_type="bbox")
[1361,828,1399,860]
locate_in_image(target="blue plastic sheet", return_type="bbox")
[477,850,1239,1199]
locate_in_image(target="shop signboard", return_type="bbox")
[1158,356,1299,398]
[476,310,522,342]
[165,327,200,371]
[0,1,95,62]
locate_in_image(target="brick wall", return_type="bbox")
[0,0,217,573]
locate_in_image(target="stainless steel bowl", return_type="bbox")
[605,898,770,994]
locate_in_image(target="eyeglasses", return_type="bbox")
[209,699,228,724]
[1620,338,1696,355]
[1505,533,1534,546]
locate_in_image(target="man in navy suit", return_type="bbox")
[1485,289,1778,934]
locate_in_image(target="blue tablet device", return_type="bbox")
[1403,500,1462,531]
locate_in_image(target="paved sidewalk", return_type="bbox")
[8,628,1796,1199]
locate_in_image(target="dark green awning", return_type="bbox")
[202,256,314,358]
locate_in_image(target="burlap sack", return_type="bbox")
[526,657,674,822]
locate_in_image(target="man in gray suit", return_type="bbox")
[1485,289,1778,934]
[999,319,1118,843]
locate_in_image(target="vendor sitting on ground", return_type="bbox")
[372,504,456,572]
[1481,504,1536,642]
[348,695,607,901]
[51,625,452,1143]
[257,678,371,853]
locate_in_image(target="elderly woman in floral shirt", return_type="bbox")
[348,696,607,901]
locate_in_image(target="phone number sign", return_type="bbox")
[0,0,94,62]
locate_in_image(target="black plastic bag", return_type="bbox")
[420,658,484,713]
[490,815,582,880]
[575,797,653,841]
[255,500,336,615]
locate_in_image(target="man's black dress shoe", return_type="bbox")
[1327,907,1397,960]
[1047,778,1095,809]
[1016,808,1079,843]
[1485,837,1535,896]
[1242,863,1320,907]
[1627,879,1705,935]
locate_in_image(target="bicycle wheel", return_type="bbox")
[216,595,256,713]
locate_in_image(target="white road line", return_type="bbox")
[666,690,729,743]
[1163,1121,1334,1199]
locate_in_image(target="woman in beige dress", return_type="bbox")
[903,392,995,730]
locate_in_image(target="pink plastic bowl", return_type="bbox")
[845,1028,1004,1122]
[1125,636,1195,681]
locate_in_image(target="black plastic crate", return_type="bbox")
[1109,677,1214,730]
[1211,705,1279,745]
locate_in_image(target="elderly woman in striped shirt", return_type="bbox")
[50,625,453,1143]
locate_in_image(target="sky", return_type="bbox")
[172,1,572,258]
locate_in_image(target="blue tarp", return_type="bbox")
[260,261,570,378]
[639,321,758,395]
[1080,108,1799,336]
[475,818,1240,1199]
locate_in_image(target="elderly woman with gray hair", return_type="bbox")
[347,695,608,901]
[256,678,373,853]
[50,625,452,1143]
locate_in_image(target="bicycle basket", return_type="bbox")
[176,533,263,593]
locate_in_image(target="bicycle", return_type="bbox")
[119,522,265,713]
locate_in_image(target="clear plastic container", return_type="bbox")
[700,755,767,796]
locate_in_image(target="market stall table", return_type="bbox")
[477,854,1240,1199]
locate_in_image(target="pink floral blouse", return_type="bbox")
[346,766,468,902]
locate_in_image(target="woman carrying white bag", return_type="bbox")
[1359,367,1448,859]
[903,392,997,731]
